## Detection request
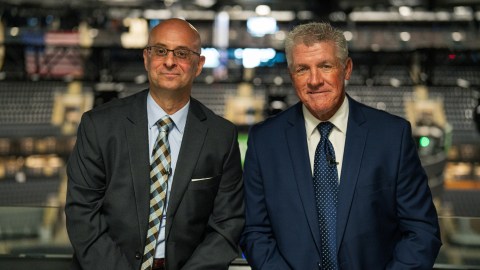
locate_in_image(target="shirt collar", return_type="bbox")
[147,91,189,134]
[303,96,349,139]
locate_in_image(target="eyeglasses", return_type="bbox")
[146,45,201,60]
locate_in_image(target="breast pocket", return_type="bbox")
[183,175,222,219]
[188,175,221,190]
[356,179,393,197]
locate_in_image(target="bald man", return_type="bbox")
[65,18,244,270]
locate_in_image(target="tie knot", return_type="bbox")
[156,115,174,133]
[318,121,334,138]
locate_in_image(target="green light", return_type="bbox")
[419,136,430,148]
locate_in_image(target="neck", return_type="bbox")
[150,89,190,115]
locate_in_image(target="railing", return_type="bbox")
[0,206,479,269]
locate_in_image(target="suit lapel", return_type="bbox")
[285,103,322,255]
[124,90,151,247]
[165,98,207,237]
[336,96,368,253]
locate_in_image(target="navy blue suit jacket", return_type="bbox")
[240,96,441,270]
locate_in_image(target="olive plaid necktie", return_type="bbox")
[141,115,173,270]
[313,121,339,270]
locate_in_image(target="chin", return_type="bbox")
[306,103,335,120]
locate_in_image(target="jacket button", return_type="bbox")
[135,252,142,260]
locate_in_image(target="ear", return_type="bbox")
[344,57,353,81]
[288,69,294,82]
[143,48,149,71]
[195,55,206,77]
[287,64,294,81]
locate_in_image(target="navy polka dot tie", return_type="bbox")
[313,121,339,270]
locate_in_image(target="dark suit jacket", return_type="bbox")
[65,89,244,270]
[240,96,441,270]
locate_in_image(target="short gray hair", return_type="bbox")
[284,22,348,70]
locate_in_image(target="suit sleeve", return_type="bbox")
[65,113,133,270]
[387,122,442,269]
[181,126,245,270]
[240,126,292,270]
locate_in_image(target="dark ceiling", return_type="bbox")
[2,0,480,11]
[1,0,480,23]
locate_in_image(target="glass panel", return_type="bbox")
[1,207,480,269]
[436,216,480,268]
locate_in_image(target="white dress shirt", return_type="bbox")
[303,97,349,181]
[147,92,189,259]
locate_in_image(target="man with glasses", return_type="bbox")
[240,22,441,269]
[65,18,244,270]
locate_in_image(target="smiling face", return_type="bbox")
[289,41,352,121]
[143,18,205,100]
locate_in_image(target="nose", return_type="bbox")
[163,51,177,68]
[307,69,324,88]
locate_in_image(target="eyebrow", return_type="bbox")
[149,43,192,50]
[296,59,336,66]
